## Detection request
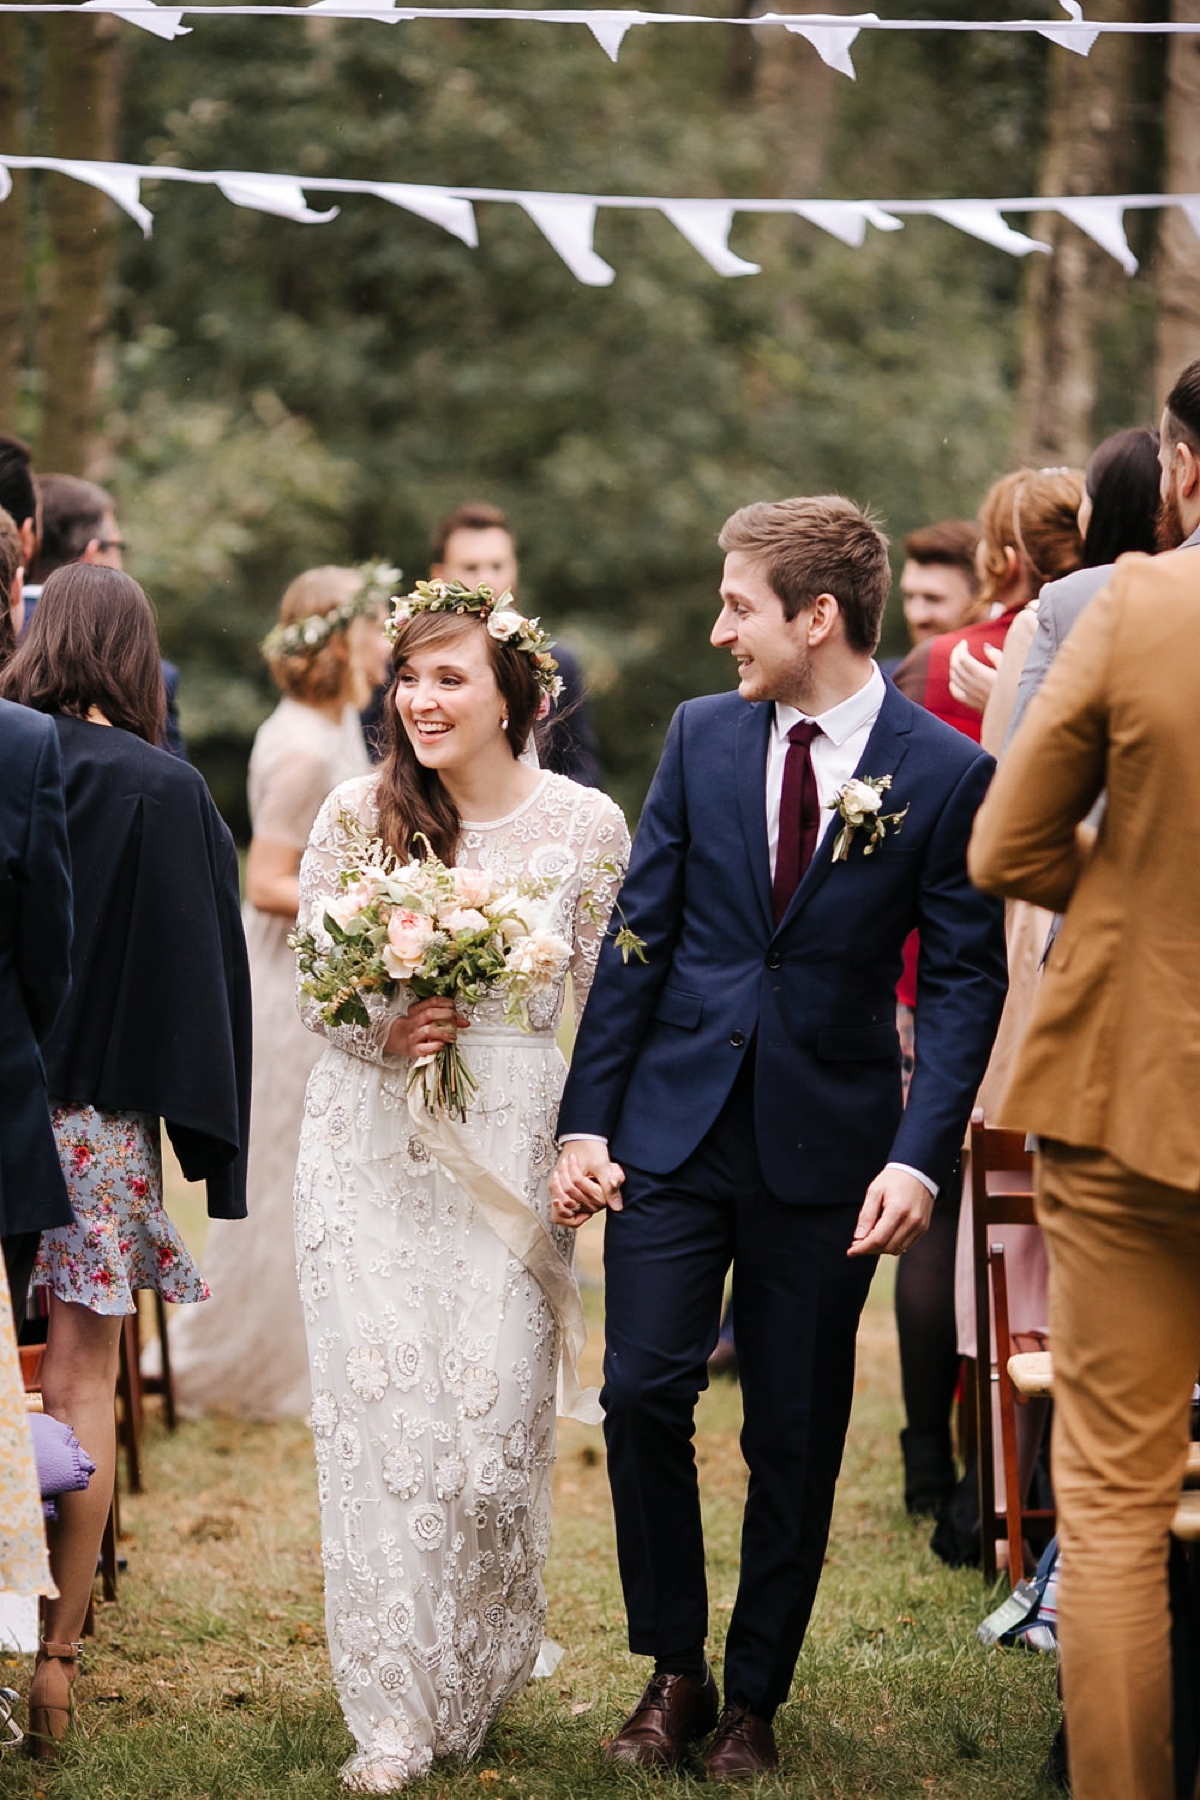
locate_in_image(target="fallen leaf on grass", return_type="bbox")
[479,1770,501,1785]
[571,1703,593,1715]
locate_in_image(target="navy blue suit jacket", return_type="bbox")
[0,698,73,1236]
[557,680,1008,1204]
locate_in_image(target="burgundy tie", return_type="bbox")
[772,720,822,924]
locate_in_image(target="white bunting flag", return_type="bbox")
[518,196,615,285]
[1054,197,1137,273]
[56,159,153,235]
[581,10,643,61]
[768,11,878,80]
[371,182,479,245]
[659,200,760,276]
[215,174,339,222]
[790,199,902,246]
[0,166,10,204]
[81,0,190,39]
[1036,0,1100,58]
[927,201,1050,258]
[1180,199,1200,245]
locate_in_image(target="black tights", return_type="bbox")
[894,1160,963,1443]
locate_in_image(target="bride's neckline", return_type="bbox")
[460,771,551,831]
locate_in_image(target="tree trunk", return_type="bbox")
[35,12,121,474]
[0,15,26,424]
[1014,2,1149,467]
[1157,0,1200,405]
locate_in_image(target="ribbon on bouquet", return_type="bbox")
[405,1076,602,1427]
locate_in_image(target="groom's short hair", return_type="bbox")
[718,495,890,654]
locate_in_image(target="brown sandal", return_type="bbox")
[26,1639,80,1759]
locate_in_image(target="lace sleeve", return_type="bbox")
[570,792,632,1028]
[296,776,405,1065]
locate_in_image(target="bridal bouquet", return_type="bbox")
[292,816,570,1121]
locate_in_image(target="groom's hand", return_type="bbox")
[550,1141,625,1229]
[847,1167,934,1258]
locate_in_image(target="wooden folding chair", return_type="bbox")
[970,1109,1055,1585]
[116,1293,178,1495]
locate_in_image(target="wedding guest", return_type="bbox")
[890,467,1083,1516]
[0,506,24,669]
[0,435,38,577]
[0,1252,55,1605]
[30,474,186,757]
[163,565,383,1420]
[429,501,600,785]
[898,519,984,648]
[967,384,1200,1800]
[0,565,251,1757]
[294,582,627,1789]
[0,674,72,1338]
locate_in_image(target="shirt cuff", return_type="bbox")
[886,1161,939,1200]
[558,1134,609,1149]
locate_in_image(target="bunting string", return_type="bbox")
[0,1,1195,73]
[0,156,1184,285]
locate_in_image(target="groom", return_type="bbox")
[551,496,1007,1779]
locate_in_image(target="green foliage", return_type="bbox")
[35,2,1156,821]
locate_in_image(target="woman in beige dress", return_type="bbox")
[166,566,391,1418]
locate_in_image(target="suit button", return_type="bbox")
[730,1031,746,1049]
[765,950,781,970]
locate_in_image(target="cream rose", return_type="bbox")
[838,779,884,822]
[505,932,571,986]
[439,906,489,935]
[486,607,525,643]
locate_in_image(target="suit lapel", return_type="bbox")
[734,701,775,934]
[774,680,914,935]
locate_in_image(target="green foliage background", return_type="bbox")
[22,2,1164,827]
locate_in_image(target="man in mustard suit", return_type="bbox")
[968,363,1200,1800]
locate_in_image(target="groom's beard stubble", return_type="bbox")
[776,645,817,711]
[1156,488,1186,552]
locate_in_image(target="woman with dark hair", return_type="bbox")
[0,564,251,1757]
[293,585,628,1791]
[1079,424,1160,568]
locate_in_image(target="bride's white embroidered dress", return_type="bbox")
[293,767,628,1791]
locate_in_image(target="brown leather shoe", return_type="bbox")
[703,1704,779,1780]
[602,1667,719,1768]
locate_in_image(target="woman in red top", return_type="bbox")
[891,465,1084,1518]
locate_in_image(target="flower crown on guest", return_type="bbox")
[260,559,402,663]
[385,579,564,701]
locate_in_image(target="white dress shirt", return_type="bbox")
[563,661,936,1199]
[766,662,886,878]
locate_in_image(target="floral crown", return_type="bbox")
[261,559,402,663]
[384,579,564,701]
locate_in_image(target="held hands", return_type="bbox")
[385,996,469,1061]
[550,1140,625,1230]
[847,1167,934,1258]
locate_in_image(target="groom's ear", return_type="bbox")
[804,591,842,647]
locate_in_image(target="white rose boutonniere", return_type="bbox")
[830,775,910,863]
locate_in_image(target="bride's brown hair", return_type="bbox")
[376,612,541,864]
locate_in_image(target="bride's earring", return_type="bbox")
[501,715,509,731]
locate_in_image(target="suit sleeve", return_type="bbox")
[555,705,690,1141]
[888,751,1008,1188]
[16,723,73,1043]
[970,579,1115,913]
[1004,593,1059,751]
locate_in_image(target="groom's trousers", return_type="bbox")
[601,1056,877,1717]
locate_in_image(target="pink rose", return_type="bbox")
[382,908,435,979]
[450,867,497,909]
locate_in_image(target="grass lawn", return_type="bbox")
[0,1220,1060,1799]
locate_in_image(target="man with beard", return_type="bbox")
[1007,360,1200,742]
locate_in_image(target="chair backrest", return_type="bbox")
[969,1108,1040,1584]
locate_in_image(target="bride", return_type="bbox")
[293,582,629,1792]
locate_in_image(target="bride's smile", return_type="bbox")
[395,629,508,772]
